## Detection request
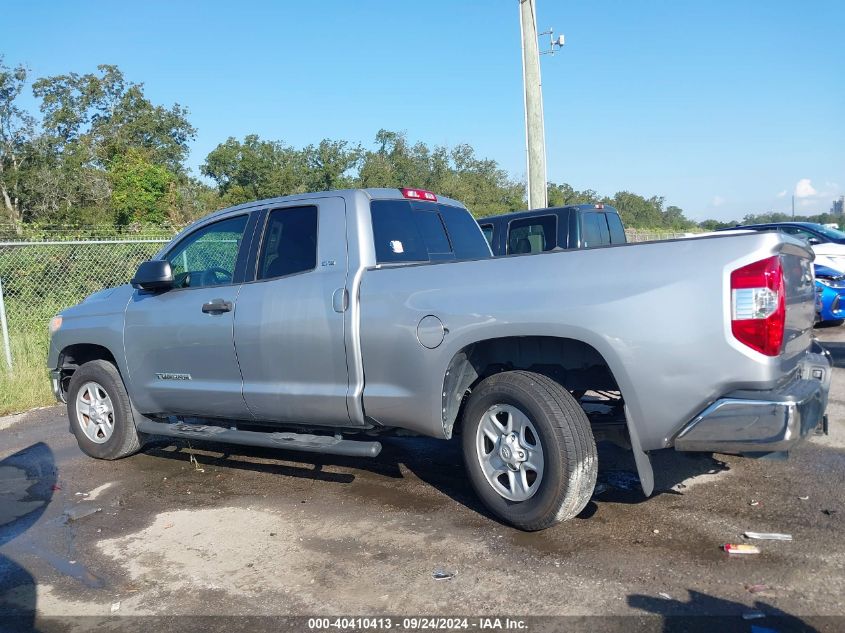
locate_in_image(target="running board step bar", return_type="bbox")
[135,420,382,458]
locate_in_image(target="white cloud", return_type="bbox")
[711,195,725,207]
[777,190,787,198]
[795,178,817,198]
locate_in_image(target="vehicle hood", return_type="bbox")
[812,243,845,256]
[814,264,845,280]
[62,283,134,318]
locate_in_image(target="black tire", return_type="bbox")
[461,370,597,531]
[67,360,142,460]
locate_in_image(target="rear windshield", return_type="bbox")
[370,199,491,264]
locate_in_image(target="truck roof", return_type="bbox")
[201,188,468,223]
[479,204,620,224]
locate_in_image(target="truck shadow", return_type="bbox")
[143,434,729,524]
[0,442,57,633]
[627,589,823,632]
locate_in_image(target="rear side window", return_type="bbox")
[507,215,556,254]
[414,209,452,256]
[606,213,626,244]
[439,205,492,259]
[370,200,490,264]
[257,206,318,280]
[582,212,611,248]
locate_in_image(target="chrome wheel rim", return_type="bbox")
[475,403,544,502]
[75,381,115,444]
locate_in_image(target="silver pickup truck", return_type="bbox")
[47,187,831,530]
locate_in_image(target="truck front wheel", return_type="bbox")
[67,360,142,460]
[461,370,597,531]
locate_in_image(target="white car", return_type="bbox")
[718,222,845,271]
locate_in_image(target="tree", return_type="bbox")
[202,134,308,204]
[108,148,173,224]
[303,139,361,191]
[26,64,196,223]
[0,57,35,226]
[547,182,600,207]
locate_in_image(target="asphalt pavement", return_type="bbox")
[2,328,845,632]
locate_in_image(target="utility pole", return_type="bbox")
[792,195,795,218]
[519,0,563,210]
[519,0,546,210]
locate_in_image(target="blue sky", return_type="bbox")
[4,0,843,220]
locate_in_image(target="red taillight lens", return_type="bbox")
[730,255,785,356]
[401,187,437,201]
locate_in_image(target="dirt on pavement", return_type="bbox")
[2,329,845,632]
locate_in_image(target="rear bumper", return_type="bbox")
[674,348,830,454]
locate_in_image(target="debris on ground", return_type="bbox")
[741,610,766,620]
[822,509,837,516]
[652,529,660,534]
[798,495,809,501]
[723,543,761,555]
[432,568,456,581]
[745,583,771,594]
[658,592,671,600]
[743,531,792,541]
[189,453,205,473]
[64,505,102,522]
[749,500,760,506]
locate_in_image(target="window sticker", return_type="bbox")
[389,240,404,254]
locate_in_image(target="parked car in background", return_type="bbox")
[478,204,626,255]
[719,222,845,271]
[814,264,845,325]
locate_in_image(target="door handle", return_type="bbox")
[201,299,233,314]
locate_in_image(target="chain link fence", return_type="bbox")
[0,238,169,355]
[624,228,697,242]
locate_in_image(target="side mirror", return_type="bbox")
[131,260,173,292]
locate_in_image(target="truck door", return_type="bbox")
[124,213,255,419]
[234,197,350,425]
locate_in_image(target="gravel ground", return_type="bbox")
[2,328,845,632]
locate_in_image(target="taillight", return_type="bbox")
[401,187,437,201]
[730,255,786,356]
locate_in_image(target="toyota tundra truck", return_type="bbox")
[47,187,831,530]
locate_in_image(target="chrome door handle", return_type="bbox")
[201,299,233,314]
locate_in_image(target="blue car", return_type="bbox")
[814,264,845,324]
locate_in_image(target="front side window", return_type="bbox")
[166,215,248,288]
[508,215,556,254]
[257,206,318,280]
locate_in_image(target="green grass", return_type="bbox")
[0,331,54,416]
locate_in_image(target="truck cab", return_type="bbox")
[478,204,626,255]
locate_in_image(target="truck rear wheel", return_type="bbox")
[461,370,597,531]
[67,360,142,460]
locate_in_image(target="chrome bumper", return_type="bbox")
[49,369,65,403]
[674,350,830,454]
